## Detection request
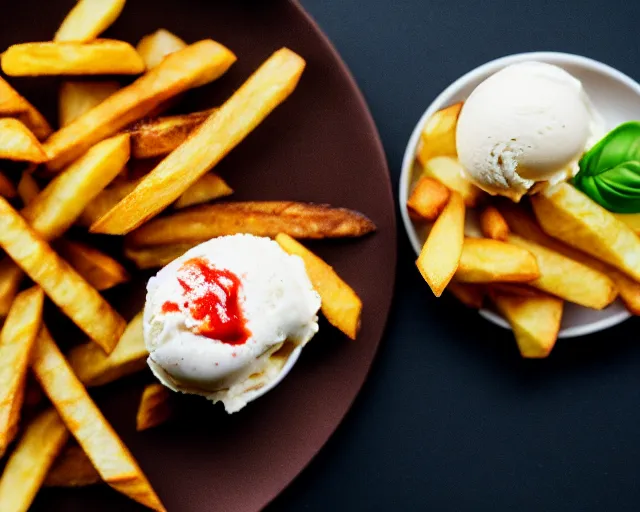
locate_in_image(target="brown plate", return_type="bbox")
[0,0,396,510]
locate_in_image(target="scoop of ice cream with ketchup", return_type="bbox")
[143,234,321,413]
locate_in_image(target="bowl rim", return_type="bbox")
[399,51,640,338]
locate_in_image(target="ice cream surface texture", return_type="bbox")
[144,234,321,413]
[456,61,602,201]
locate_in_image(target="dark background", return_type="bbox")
[270,1,640,510]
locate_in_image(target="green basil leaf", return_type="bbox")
[578,121,640,177]
[574,160,640,213]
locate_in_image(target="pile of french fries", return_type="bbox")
[0,1,374,510]
[410,102,640,359]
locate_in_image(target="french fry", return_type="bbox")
[490,283,540,297]
[416,102,463,165]
[276,233,362,339]
[0,76,52,140]
[447,282,484,308]
[0,260,24,318]
[54,0,127,43]
[406,176,450,221]
[91,48,305,234]
[0,170,16,198]
[455,237,539,283]
[0,287,45,457]
[124,243,194,269]
[136,383,173,431]
[531,183,640,282]
[124,201,375,246]
[56,239,130,291]
[127,109,216,159]
[31,326,165,511]
[2,40,144,77]
[67,312,147,387]
[508,234,617,310]
[137,29,187,69]
[614,213,640,235]
[490,289,563,358]
[173,173,232,208]
[0,197,126,353]
[421,156,483,207]
[416,191,465,297]
[44,443,101,487]
[78,180,137,227]
[43,40,236,171]
[0,118,47,162]
[59,81,120,127]
[480,205,509,241]
[0,408,69,512]
[17,172,39,205]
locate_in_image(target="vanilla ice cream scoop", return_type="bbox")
[144,234,321,413]
[456,61,602,201]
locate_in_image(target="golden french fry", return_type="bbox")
[56,239,130,291]
[55,0,126,42]
[407,176,450,221]
[17,172,40,205]
[0,408,69,512]
[0,118,47,162]
[0,76,52,140]
[276,233,362,339]
[124,243,194,269]
[0,287,44,457]
[0,170,16,199]
[416,191,465,296]
[67,312,147,387]
[490,289,563,358]
[136,383,173,431]
[124,201,375,247]
[480,205,509,241]
[173,173,232,208]
[508,234,617,309]
[531,183,640,282]
[59,81,120,127]
[0,260,24,318]
[416,102,463,165]
[127,109,216,159]
[614,213,640,235]
[455,237,539,283]
[43,40,236,171]
[447,282,484,308]
[31,327,165,511]
[421,156,483,207]
[136,29,187,69]
[44,443,100,487]
[91,48,305,234]
[2,40,144,77]
[0,197,125,353]
[77,180,137,227]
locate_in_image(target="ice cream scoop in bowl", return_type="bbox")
[400,52,640,345]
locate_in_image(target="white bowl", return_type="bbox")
[400,52,640,338]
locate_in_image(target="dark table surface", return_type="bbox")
[268,1,640,511]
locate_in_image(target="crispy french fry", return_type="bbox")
[416,102,463,165]
[137,29,187,69]
[31,327,165,511]
[0,118,47,162]
[173,173,232,208]
[508,234,617,310]
[407,176,450,221]
[78,180,137,227]
[447,282,484,308]
[490,289,563,358]
[0,76,52,140]
[44,443,100,487]
[127,109,216,159]
[17,172,40,205]
[59,81,120,127]
[136,383,173,431]
[0,170,16,198]
[56,239,130,291]
[124,243,194,269]
[124,201,375,246]
[43,40,236,171]
[455,237,539,283]
[91,48,305,234]
[55,0,126,42]
[276,233,362,339]
[416,191,465,296]
[0,408,69,512]
[0,197,125,353]
[1,40,144,77]
[480,205,509,241]
[531,183,640,282]
[0,260,24,318]
[421,156,483,207]
[67,312,147,387]
[614,213,640,235]
[0,287,45,457]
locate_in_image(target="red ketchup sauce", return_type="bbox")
[161,258,251,345]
